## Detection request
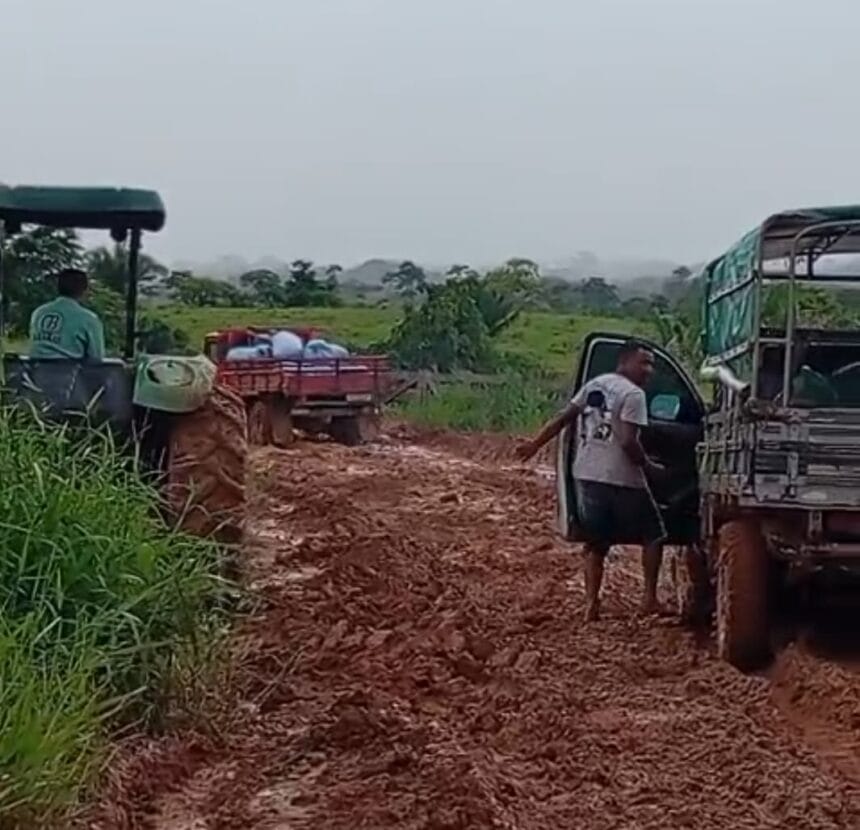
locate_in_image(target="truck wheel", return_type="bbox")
[248,399,271,446]
[716,520,771,671]
[328,415,365,446]
[269,399,294,448]
[672,544,710,626]
[358,413,381,442]
[167,385,247,544]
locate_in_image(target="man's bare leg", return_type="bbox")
[583,546,605,622]
[640,542,663,614]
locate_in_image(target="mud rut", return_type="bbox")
[89,428,860,830]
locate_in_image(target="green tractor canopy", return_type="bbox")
[0,185,166,357]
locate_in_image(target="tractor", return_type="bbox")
[0,186,247,542]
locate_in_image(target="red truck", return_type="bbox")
[204,326,402,446]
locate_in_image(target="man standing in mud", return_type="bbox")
[515,340,665,622]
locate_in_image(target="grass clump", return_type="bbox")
[399,374,562,433]
[0,408,226,825]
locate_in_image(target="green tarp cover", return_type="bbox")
[0,186,165,231]
[702,205,860,360]
[701,228,758,360]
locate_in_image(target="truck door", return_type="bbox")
[557,333,705,545]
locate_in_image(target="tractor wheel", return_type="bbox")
[672,544,711,626]
[716,520,771,671]
[248,399,271,446]
[167,385,248,544]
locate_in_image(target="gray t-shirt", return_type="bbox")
[570,372,648,489]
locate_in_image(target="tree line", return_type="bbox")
[7,224,857,372]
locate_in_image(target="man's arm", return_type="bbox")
[615,419,648,465]
[515,399,582,461]
[86,316,106,361]
[616,390,661,474]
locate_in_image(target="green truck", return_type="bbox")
[557,206,860,670]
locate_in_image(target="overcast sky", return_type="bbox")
[3,0,859,268]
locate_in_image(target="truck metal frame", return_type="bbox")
[558,205,860,672]
[700,209,860,558]
[204,327,400,446]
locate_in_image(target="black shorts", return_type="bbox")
[574,479,666,555]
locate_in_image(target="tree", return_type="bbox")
[137,317,191,354]
[653,307,702,369]
[284,259,339,307]
[620,296,653,320]
[763,284,853,329]
[239,269,286,307]
[85,243,167,297]
[446,264,478,280]
[537,276,585,312]
[165,271,242,307]
[325,264,343,292]
[383,261,428,304]
[1,226,83,334]
[386,279,493,372]
[386,264,530,371]
[575,277,621,314]
[483,258,541,308]
[86,281,126,349]
[664,264,694,304]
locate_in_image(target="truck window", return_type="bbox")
[758,336,860,406]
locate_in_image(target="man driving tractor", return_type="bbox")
[516,339,665,622]
[29,267,105,361]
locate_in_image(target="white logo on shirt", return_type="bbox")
[581,387,615,443]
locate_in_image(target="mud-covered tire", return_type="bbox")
[167,385,248,544]
[329,415,363,446]
[716,520,771,671]
[672,545,711,626]
[248,399,271,446]
[358,413,381,442]
[269,399,295,448]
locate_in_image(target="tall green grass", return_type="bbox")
[0,409,226,825]
[398,375,563,433]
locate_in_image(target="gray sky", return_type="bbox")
[4,0,860,268]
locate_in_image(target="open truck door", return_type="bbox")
[557,333,705,545]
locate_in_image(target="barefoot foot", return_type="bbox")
[584,602,600,622]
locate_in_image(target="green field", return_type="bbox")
[7,305,656,376]
[4,305,657,433]
[156,305,655,377]
[496,311,656,375]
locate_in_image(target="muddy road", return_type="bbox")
[91,429,860,829]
